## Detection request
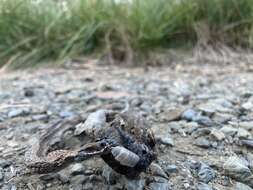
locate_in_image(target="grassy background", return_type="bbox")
[0,0,253,68]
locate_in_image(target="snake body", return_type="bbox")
[25,111,156,177]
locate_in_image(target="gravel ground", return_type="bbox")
[0,61,253,190]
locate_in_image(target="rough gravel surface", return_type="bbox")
[1,61,253,190]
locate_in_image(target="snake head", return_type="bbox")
[75,139,117,161]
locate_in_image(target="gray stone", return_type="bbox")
[150,163,168,179]
[102,165,120,185]
[74,110,107,136]
[210,129,225,141]
[0,167,4,181]
[39,173,58,181]
[70,175,87,185]
[10,185,17,190]
[82,182,93,190]
[0,159,11,168]
[239,122,253,131]
[237,128,251,139]
[198,103,216,115]
[223,156,252,181]
[234,182,253,190]
[159,136,174,146]
[242,102,253,110]
[124,178,145,190]
[70,163,85,175]
[194,137,211,148]
[152,176,169,183]
[212,113,233,124]
[59,111,75,118]
[149,182,171,190]
[198,162,215,183]
[152,124,174,146]
[220,126,237,136]
[165,164,178,174]
[57,172,70,184]
[198,183,213,190]
[181,109,198,121]
[164,107,184,122]
[8,108,30,118]
[194,115,213,127]
[241,140,253,148]
[32,114,49,122]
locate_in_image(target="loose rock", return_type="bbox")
[123,178,145,190]
[197,183,213,190]
[198,162,215,183]
[74,110,106,136]
[234,182,253,190]
[150,163,168,179]
[194,137,211,148]
[8,108,30,118]
[0,167,4,181]
[220,126,238,136]
[149,182,172,190]
[70,163,85,176]
[165,164,178,174]
[223,156,252,182]
[210,129,225,141]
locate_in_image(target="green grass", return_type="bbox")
[0,0,253,68]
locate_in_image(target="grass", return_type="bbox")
[0,0,253,68]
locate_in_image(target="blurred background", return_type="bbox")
[1,0,253,68]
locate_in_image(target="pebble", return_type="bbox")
[8,108,30,118]
[164,107,184,121]
[181,109,198,121]
[10,185,17,190]
[181,108,213,126]
[0,167,4,181]
[198,103,216,115]
[210,129,225,141]
[165,164,178,174]
[59,111,75,118]
[223,156,252,181]
[212,113,232,124]
[124,178,146,190]
[194,137,211,148]
[194,115,213,127]
[31,114,49,122]
[70,163,85,175]
[237,128,251,139]
[74,109,106,136]
[57,172,70,184]
[39,173,58,181]
[158,136,174,146]
[70,175,87,185]
[234,182,253,190]
[0,159,11,168]
[150,163,168,179]
[220,126,238,136]
[197,183,213,190]
[239,121,253,131]
[83,183,95,190]
[149,182,172,190]
[241,139,253,148]
[242,102,253,110]
[198,162,215,183]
